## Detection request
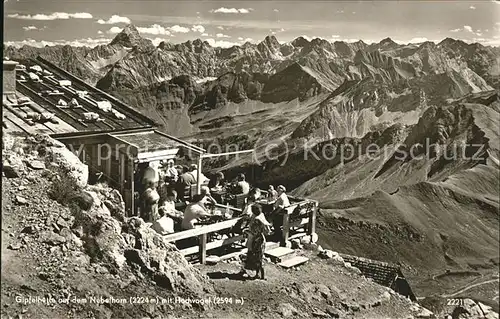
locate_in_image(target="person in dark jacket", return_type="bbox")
[177,165,196,200]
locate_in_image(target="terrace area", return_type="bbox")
[2,57,319,266]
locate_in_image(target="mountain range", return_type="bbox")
[4,24,500,301]
[4,24,499,140]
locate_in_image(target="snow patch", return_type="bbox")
[196,77,217,84]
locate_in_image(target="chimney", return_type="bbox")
[3,60,18,98]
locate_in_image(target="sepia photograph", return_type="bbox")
[1,0,499,318]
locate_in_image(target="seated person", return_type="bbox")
[164,159,179,183]
[181,194,212,230]
[189,164,210,184]
[208,172,225,191]
[235,173,250,195]
[267,185,278,201]
[241,187,262,216]
[159,190,183,221]
[200,186,218,207]
[69,97,80,108]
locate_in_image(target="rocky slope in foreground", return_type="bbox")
[2,134,212,319]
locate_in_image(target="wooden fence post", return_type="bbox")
[119,153,125,194]
[281,213,290,246]
[308,201,318,235]
[130,159,135,217]
[105,148,112,182]
[199,233,207,264]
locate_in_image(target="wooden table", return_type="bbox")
[196,209,233,241]
[211,189,228,204]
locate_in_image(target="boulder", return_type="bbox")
[302,243,318,251]
[380,291,391,303]
[311,310,329,318]
[70,191,94,211]
[59,227,82,248]
[21,225,35,234]
[27,160,46,170]
[56,216,70,229]
[415,308,433,318]
[124,223,213,299]
[315,284,332,300]
[103,189,126,222]
[47,145,88,188]
[3,155,25,178]
[341,301,361,312]
[3,163,22,178]
[325,306,343,318]
[73,190,126,268]
[15,196,28,205]
[8,243,22,250]
[39,231,66,245]
[332,255,344,263]
[319,249,338,259]
[278,303,299,317]
[346,265,362,275]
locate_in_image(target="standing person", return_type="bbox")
[158,176,171,206]
[231,187,262,237]
[273,185,290,210]
[134,163,150,216]
[177,165,196,200]
[238,204,271,280]
[141,180,160,223]
[269,185,290,242]
[142,162,160,188]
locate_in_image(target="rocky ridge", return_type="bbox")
[4,26,499,140]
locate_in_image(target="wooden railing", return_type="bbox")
[163,198,318,264]
[163,205,243,264]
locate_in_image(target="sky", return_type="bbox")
[3,0,500,48]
